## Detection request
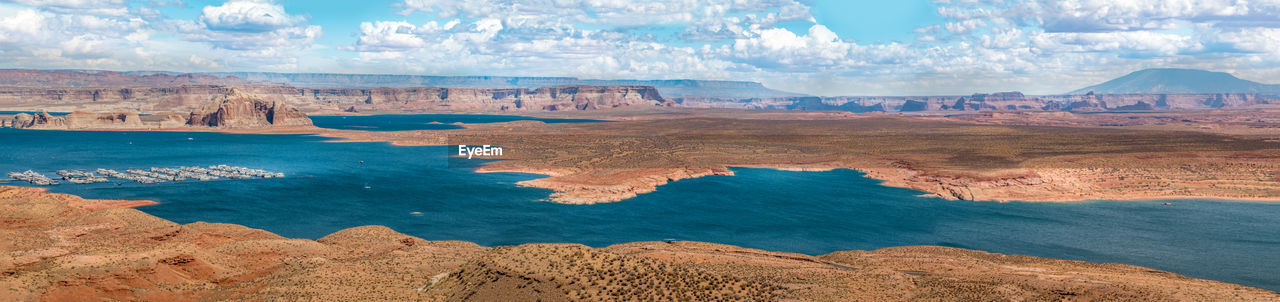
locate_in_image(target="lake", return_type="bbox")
[1,119,1278,291]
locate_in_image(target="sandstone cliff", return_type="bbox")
[2,186,1275,301]
[9,111,148,130]
[675,92,1279,113]
[64,111,145,129]
[0,69,252,87]
[0,85,321,113]
[0,84,673,114]
[9,112,65,129]
[187,90,313,128]
[304,85,673,112]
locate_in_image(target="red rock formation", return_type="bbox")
[63,111,145,129]
[0,85,317,113]
[7,111,149,130]
[10,112,65,129]
[187,90,313,128]
[304,85,672,112]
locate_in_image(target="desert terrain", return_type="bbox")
[304,108,1280,204]
[2,186,1276,301]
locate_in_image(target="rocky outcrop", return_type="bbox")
[63,111,145,129]
[8,111,149,130]
[10,112,64,129]
[1060,91,1109,112]
[187,90,313,128]
[898,99,929,111]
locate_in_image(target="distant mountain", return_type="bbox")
[190,72,805,98]
[1069,68,1280,94]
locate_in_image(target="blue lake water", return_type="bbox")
[0,111,70,116]
[311,114,606,131]
[1,126,1279,291]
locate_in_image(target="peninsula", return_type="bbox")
[317,109,1280,204]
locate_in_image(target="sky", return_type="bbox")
[1,0,1279,96]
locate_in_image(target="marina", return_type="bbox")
[7,170,60,185]
[56,170,108,184]
[8,165,285,186]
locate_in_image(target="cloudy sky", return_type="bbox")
[0,0,1278,95]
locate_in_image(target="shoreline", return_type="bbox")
[0,186,157,210]
[3,185,1275,300]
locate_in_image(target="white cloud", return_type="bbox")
[1026,0,1280,32]
[351,21,430,52]
[169,0,320,54]
[1029,31,1200,56]
[0,0,323,72]
[198,0,305,32]
[1212,27,1280,54]
[711,25,858,71]
[1,0,130,16]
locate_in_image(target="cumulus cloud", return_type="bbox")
[170,0,320,53]
[711,25,856,71]
[0,7,148,54]
[198,0,305,32]
[0,0,322,71]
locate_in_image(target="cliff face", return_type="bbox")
[304,85,673,112]
[9,111,147,130]
[187,90,313,128]
[2,186,1275,301]
[0,84,671,114]
[0,85,321,113]
[64,111,144,129]
[676,92,1279,113]
[10,112,64,129]
[1,90,313,130]
[0,70,251,87]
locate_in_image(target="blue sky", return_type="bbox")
[1,0,1279,96]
